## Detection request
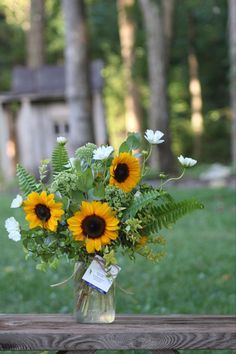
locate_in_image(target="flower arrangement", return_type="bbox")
[6,131,203,271]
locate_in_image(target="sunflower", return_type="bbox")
[109,152,141,192]
[67,201,119,253]
[23,191,64,232]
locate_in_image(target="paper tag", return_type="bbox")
[82,255,121,294]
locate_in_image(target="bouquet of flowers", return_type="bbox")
[6,131,202,267]
[5,130,203,323]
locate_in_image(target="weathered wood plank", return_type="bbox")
[56,351,96,354]
[152,351,179,354]
[0,314,235,351]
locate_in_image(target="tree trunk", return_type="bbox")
[229,0,236,167]
[161,0,176,66]
[139,0,175,172]
[188,12,203,159]
[117,0,142,133]
[62,0,94,153]
[27,0,45,68]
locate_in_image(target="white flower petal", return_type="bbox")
[8,231,21,242]
[93,145,114,160]
[144,129,165,144]
[57,136,67,145]
[5,217,20,233]
[154,131,164,140]
[5,217,21,241]
[10,194,23,208]
[178,155,197,167]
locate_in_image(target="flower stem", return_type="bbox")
[141,145,152,177]
[160,169,186,189]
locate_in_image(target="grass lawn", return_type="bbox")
[0,187,235,354]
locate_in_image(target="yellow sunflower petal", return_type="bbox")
[47,218,58,232]
[74,233,84,241]
[40,191,48,203]
[94,238,102,251]
[101,235,111,245]
[81,200,94,215]
[86,239,95,253]
[28,218,42,229]
[104,230,118,240]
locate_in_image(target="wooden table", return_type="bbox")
[0,314,235,353]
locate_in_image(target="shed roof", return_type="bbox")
[0,60,103,104]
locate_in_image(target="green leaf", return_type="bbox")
[119,141,130,153]
[52,143,69,177]
[16,164,42,197]
[126,132,142,150]
[92,183,105,199]
[70,190,84,204]
[61,196,70,209]
[36,262,47,272]
[119,133,142,153]
[77,168,94,192]
[49,258,60,269]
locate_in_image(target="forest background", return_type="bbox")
[0,0,234,172]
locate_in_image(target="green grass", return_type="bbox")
[0,187,235,354]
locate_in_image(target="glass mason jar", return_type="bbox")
[74,262,116,323]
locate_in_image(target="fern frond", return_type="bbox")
[126,190,160,218]
[16,164,42,197]
[51,144,69,177]
[159,190,174,203]
[145,199,204,234]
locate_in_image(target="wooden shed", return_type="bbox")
[0,61,106,180]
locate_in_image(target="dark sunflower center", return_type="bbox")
[82,215,106,239]
[114,163,129,182]
[35,204,51,221]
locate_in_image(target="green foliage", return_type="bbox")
[119,132,142,153]
[45,0,64,64]
[51,170,79,197]
[202,110,231,163]
[51,143,69,177]
[0,3,26,91]
[137,247,166,263]
[75,143,97,165]
[145,199,204,235]
[39,159,50,183]
[16,164,41,197]
[77,167,94,192]
[105,185,133,218]
[126,189,160,218]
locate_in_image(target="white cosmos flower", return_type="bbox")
[10,194,23,208]
[57,136,67,145]
[5,217,21,242]
[178,155,197,167]
[93,145,114,160]
[144,130,164,144]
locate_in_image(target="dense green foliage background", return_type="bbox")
[0,0,231,162]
